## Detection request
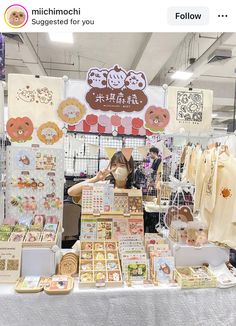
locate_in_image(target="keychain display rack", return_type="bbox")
[6,146,65,227]
[64,132,146,177]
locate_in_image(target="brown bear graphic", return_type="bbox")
[9,11,25,26]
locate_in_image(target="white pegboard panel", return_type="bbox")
[64,133,70,158]
[6,146,65,224]
[84,134,99,159]
[74,134,85,158]
[74,158,87,175]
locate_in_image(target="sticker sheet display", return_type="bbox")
[112,218,129,240]
[113,193,129,212]
[81,215,144,240]
[97,218,113,240]
[6,146,64,226]
[80,219,97,240]
[82,184,114,214]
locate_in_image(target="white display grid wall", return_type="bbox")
[64,132,146,176]
[6,146,64,225]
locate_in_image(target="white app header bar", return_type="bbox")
[0,0,233,32]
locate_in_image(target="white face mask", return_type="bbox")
[112,167,129,181]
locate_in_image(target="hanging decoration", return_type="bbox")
[105,147,117,160]
[121,148,133,161]
[6,116,34,143]
[163,145,172,159]
[57,98,86,125]
[136,145,149,158]
[37,121,63,145]
[87,143,99,156]
[85,65,148,113]
[144,106,170,133]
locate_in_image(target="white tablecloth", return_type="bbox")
[0,282,236,326]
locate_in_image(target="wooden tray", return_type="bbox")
[44,275,74,295]
[15,277,47,293]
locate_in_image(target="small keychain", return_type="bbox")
[43,197,50,210]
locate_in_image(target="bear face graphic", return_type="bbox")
[6,117,34,142]
[9,11,25,26]
[107,65,126,90]
[88,68,108,88]
[124,71,146,91]
[145,106,170,132]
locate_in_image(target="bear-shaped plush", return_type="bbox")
[164,206,193,228]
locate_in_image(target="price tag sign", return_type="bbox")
[0,242,22,283]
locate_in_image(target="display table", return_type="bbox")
[0,282,236,326]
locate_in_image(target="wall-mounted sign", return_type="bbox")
[85,65,148,113]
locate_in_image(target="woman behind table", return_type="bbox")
[68,151,134,203]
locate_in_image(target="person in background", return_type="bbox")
[68,151,134,203]
[149,147,162,181]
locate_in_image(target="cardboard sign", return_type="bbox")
[86,65,148,113]
[0,242,22,283]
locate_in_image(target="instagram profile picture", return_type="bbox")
[4,4,28,28]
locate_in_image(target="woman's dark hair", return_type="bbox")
[106,151,134,189]
[150,147,159,155]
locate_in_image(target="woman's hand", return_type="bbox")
[94,168,111,182]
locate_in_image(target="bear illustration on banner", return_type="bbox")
[145,106,170,132]
[6,116,34,142]
[86,65,148,113]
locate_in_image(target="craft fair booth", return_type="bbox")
[1,35,236,326]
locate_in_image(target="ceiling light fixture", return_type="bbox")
[171,71,193,80]
[49,32,74,44]
[212,113,218,118]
